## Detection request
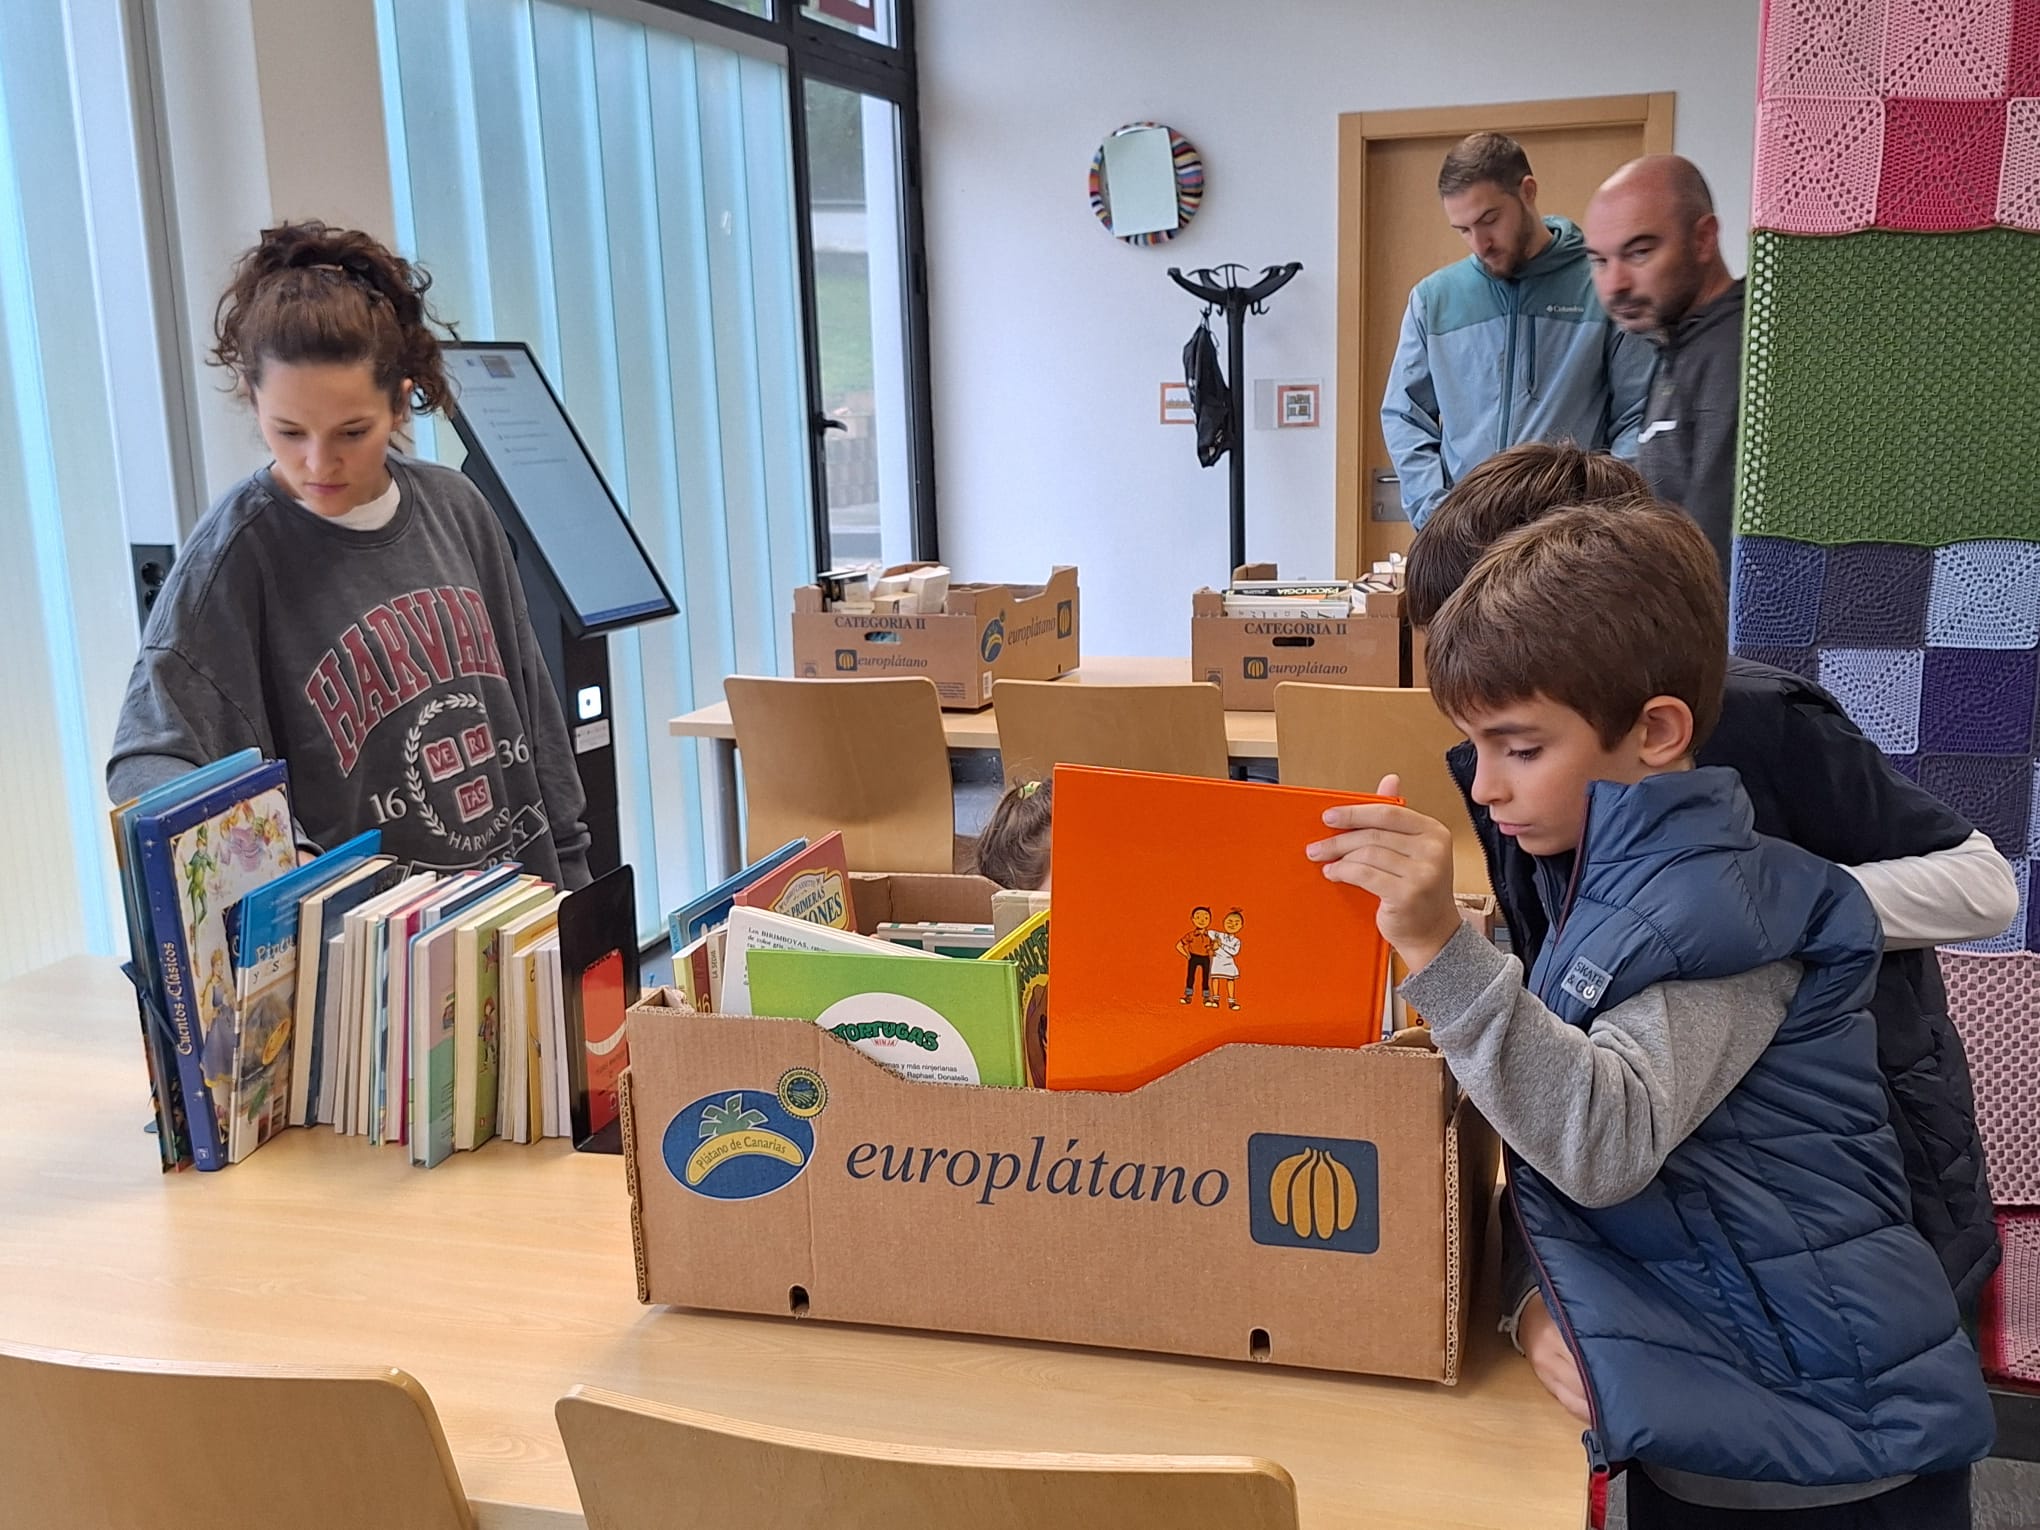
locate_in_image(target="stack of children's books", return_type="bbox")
[667,765,1399,1097]
[113,752,629,1171]
[664,832,1044,1088]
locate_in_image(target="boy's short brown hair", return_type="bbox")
[1427,502,1727,751]
[1405,443,1649,627]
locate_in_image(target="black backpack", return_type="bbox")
[1182,321,1231,468]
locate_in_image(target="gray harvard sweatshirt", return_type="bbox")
[109,453,591,889]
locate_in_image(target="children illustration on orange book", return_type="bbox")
[1176,906,1216,1006]
[1210,908,1244,1009]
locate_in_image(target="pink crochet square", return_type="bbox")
[1754,97,1885,231]
[1881,0,2013,98]
[2011,0,2040,94]
[1764,0,1886,98]
[1984,1212,2040,1385]
[1943,950,2040,1206]
[1877,97,2011,229]
[2003,98,2040,228]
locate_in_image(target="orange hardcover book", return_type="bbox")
[1045,764,1398,1092]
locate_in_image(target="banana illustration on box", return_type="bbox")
[1269,1145,1358,1241]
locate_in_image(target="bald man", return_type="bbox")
[1585,155,1743,576]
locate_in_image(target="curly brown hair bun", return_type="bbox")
[212,221,455,415]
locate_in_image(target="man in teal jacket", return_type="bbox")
[1382,133,1652,527]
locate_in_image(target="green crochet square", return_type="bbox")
[1737,229,2040,546]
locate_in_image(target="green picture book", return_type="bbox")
[746,950,1027,1088]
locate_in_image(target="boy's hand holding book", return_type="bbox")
[1307,774,1463,976]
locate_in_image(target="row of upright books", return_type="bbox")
[113,750,636,1172]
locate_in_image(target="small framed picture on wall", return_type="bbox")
[1160,381,1196,424]
[1275,383,1320,429]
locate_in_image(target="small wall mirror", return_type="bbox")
[1089,122,1203,246]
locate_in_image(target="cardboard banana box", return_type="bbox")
[620,993,1496,1383]
[791,565,1079,710]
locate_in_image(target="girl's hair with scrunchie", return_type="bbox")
[976,778,1053,890]
[211,220,454,415]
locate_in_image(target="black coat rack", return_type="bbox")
[1168,260,1302,572]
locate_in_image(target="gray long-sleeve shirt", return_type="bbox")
[108,453,591,889]
[1401,921,1798,1210]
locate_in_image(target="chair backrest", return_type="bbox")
[1274,683,1488,894]
[556,1387,1299,1530]
[992,679,1230,781]
[0,1342,473,1530]
[726,676,956,873]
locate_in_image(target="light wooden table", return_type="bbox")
[2,957,1586,1530]
[668,658,1279,879]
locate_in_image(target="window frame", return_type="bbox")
[639,0,938,571]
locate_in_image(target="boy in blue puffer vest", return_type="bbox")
[1309,503,1993,1526]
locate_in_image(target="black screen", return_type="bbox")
[444,343,675,634]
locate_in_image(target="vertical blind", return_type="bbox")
[0,0,142,977]
[378,0,813,931]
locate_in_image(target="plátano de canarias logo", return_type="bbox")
[663,1088,819,1201]
[1247,1132,1380,1254]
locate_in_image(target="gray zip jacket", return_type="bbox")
[1638,279,1745,579]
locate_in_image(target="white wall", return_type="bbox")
[918,0,1762,658]
[153,0,396,511]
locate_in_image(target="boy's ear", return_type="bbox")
[1635,695,1696,768]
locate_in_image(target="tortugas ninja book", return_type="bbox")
[747,950,1026,1087]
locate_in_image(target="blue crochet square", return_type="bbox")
[1816,648,1923,755]
[1926,541,2040,650]
[1890,753,1921,783]
[1731,538,1827,648]
[1736,645,1820,682]
[1948,857,2029,956]
[1819,543,1932,648]
[1919,648,2039,756]
[1918,753,2035,858]
[2031,764,2040,858]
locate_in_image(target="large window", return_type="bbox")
[803,79,913,567]
[646,0,935,570]
[379,0,817,934]
[380,0,932,931]
[0,0,178,978]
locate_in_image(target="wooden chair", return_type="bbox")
[556,1386,1299,1530]
[1274,683,1488,894]
[725,676,959,873]
[992,678,1230,781]
[0,1341,473,1530]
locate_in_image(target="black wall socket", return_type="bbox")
[130,543,175,630]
